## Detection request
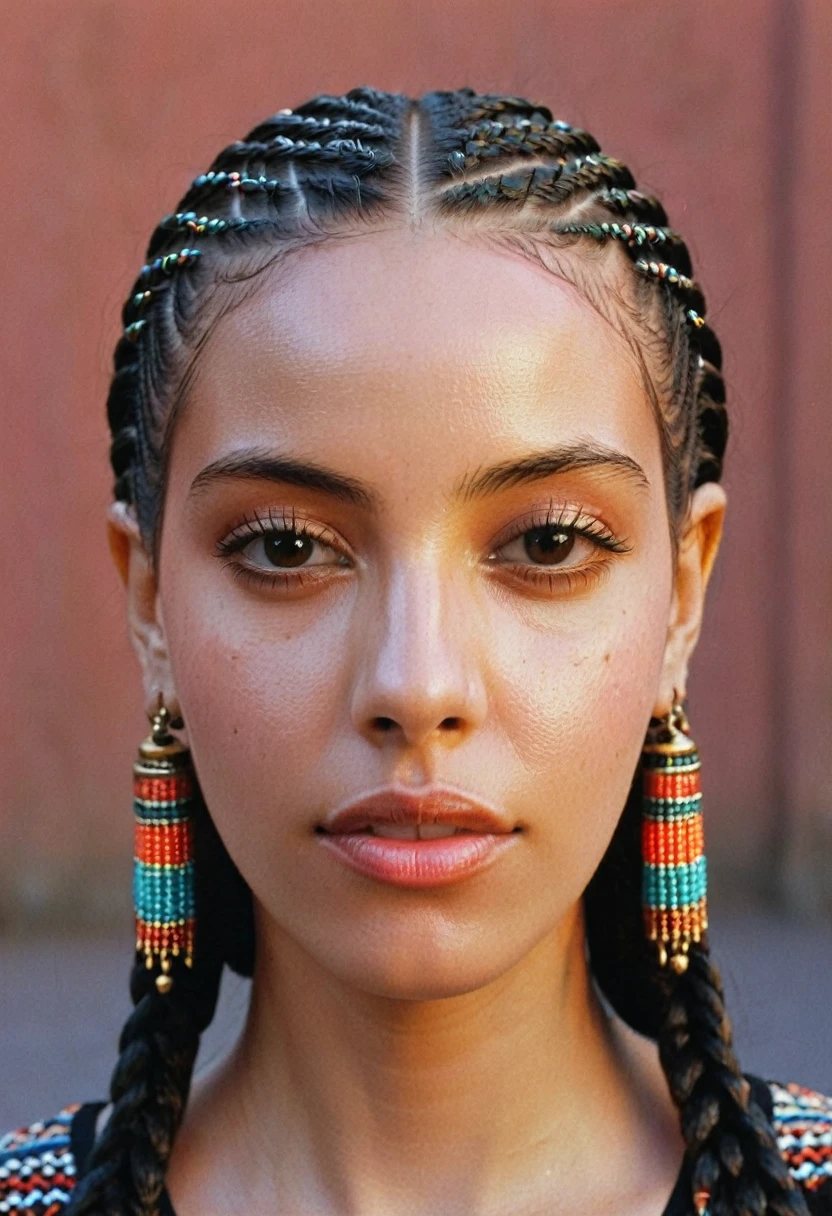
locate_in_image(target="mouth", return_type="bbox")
[316,788,520,888]
[349,823,481,839]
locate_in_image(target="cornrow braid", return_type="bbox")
[537,163,726,496]
[231,115,394,143]
[289,97,397,126]
[157,212,252,238]
[86,88,797,1216]
[441,153,637,214]
[123,248,203,343]
[556,218,690,264]
[461,92,557,122]
[446,116,599,174]
[207,134,392,169]
[602,186,670,225]
[185,170,299,202]
[557,223,705,319]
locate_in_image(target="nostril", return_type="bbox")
[369,715,463,734]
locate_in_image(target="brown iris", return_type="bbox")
[524,526,575,565]
[264,532,314,568]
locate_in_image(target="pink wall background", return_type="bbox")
[1,0,830,925]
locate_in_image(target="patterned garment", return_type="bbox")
[1,1081,831,1214]
[770,1083,832,1194]
[0,1107,78,1214]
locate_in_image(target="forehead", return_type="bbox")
[174,229,661,483]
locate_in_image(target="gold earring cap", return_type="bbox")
[137,697,188,768]
[643,700,697,759]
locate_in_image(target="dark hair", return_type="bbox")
[71,87,806,1216]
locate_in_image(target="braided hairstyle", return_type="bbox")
[71,88,807,1216]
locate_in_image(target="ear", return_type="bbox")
[655,481,727,715]
[107,501,180,720]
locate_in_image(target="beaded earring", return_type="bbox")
[133,696,196,994]
[641,700,708,974]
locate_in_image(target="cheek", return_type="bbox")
[160,570,357,834]
[488,556,673,871]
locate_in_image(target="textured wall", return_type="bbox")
[0,0,829,924]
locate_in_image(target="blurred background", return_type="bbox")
[1,0,830,1129]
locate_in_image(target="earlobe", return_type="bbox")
[106,502,178,714]
[655,482,727,714]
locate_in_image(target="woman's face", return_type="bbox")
[131,229,719,999]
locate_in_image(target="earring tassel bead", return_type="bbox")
[641,704,708,973]
[132,703,197,994]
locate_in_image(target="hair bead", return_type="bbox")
[159,211,251,236]
[557,220,681,249]
[121,248,203,339]
[633,256,695,292]
[137,248,202,287]
[557,219,705,330]
[124,319,147,342]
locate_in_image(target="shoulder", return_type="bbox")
[765,1079,832,1205]
[0,1103,100,1214]
[2,1086,831,1214]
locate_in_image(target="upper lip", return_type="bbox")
[321,787,515,835]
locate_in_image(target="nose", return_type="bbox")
[350,561,488,750]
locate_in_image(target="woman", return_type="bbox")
[1,86,829,1216]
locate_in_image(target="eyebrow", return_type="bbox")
[455,441,650,501]
[188,441,650,507]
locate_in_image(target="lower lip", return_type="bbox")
[318,832,517,888]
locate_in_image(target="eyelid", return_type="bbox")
[215,507,353,561]
[487,499,632,558]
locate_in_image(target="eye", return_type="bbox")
[497,524,582,567]
[215,510,352,588]
[241,528,343,570]
[486,503,632,592]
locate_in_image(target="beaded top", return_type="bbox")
[0,1106,79,1214]
[1,1079,830,1214]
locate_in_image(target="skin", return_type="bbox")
[109,228,726,1216]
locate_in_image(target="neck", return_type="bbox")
[170,906,683,1215]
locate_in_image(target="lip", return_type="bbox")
[317,787,519,889]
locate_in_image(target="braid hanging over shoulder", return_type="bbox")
[81,87,797,1216]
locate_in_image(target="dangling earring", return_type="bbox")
[133,693,196,994]
[641,697,708,974]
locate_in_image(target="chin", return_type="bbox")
[335,956,517,1002]
[300,918,539,1002]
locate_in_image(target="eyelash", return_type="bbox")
[216,508,350,593]
[488,501,631,593]
[215,502,632,595]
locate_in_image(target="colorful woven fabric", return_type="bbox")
[0,1106,78,1215]
[771,1081,832,1192]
